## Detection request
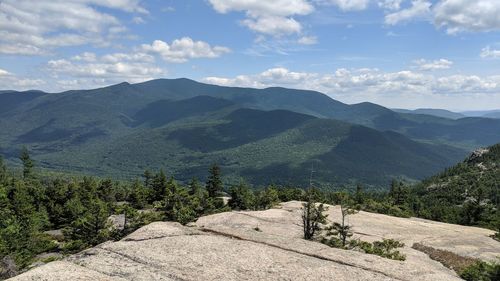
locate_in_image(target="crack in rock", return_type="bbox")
[200,227,405,281]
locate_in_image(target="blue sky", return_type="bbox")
[1,0,500,110]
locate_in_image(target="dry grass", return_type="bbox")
[412,243,478,273]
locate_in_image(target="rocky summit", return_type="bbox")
[11,202,499,281]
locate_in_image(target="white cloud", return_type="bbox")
[79,0,148,14]
[242,16,303,36]
[45,51,164,88]
[208,0,314,37]
[298,36,318,45]
[481,46,500,59]
[384,0,500,34]
[0,68,11,76]
[320,0,371,11]
[378,0,403,11]
[413,58,453,71]
[141,38,231,63]
[0,0,147,55]
[209,0,314,17]
[434,0,500,34]
[204,68,315,88]
[202,67,500,109]
[132,16,146,24]
[385,0,432,25]
[0,68,46,90]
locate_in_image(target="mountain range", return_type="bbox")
[1,78,499,187]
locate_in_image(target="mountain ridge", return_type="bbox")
[1,78,498,187]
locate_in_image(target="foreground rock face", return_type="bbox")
[11,201,499,281]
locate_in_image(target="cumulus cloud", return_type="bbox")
[0,68,46,90]
[378,0,403,11]
[141,38,231,63]
[202,67,500,109]
[45,51,164,88]
[320,0,371,11]
[385,0,432,25]
[208,0,314,37]
[434,0,500,34]
[132,16,146,24]
[204,68,315,88]
[413,59,453,71]
[298,36,318,45]
[481,46,500,59]
[0,0,147,55]
[0,68,11,76]
[243,16,303,36]
[383,0,500,34]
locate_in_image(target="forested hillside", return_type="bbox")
[412,144,499,229]
[3,79,496,187]
[0,97,465,186]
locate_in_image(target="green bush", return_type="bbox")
[322,238,406,261]
[460,261,500,281]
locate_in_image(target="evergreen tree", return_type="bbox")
[97,179,115,203]
[128,179,147,209]
[206,164,223,198]
[389,179,408,206]
[354,184,364,205]
[143,170,152,188]
[228,181,255,210]
[151,170,168,202]
[325,204,358,247]
[0,155,7,183]
[255,185,279,210]
[19,147,33,180]
[68,199,110,246]
[188,178,202,197]
[302,190,328,240]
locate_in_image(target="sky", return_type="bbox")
[1,0,500,111]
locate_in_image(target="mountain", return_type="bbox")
[392,108,465,120]
[484,111,500,119]
[461,110,500,119]
[0,90,46,114]
[412,143,499,226]
[2,79,499,149]
[129,79,500,149]
[2,78,499,186]
[0,95,465,186]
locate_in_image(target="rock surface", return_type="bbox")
[10,201,499,281]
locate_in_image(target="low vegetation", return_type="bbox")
[460,261,500,281]
[412,243,499,281]
[301,190,406,261]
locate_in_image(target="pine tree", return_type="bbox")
[228,181,255,210]
[151,170,167,202]
[255,185,279,209]
[128,179,147,209]
[188,178,202,197]
[19,147,33,179]
[325,204,358,247]
[206,164,223,198]
[302,191,328,240]
[143,170,152,188]
[354,184,364,205]
[68,199,110,245]
[0,155,7,183]
[97,179,115,203]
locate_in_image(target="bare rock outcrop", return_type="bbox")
[10,201,499,281]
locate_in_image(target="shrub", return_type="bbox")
[460,261,500,281]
